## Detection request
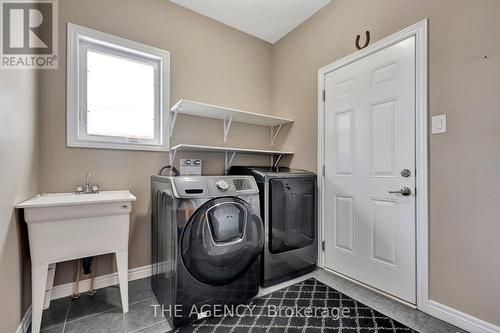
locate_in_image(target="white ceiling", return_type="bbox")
[170,0,333,44]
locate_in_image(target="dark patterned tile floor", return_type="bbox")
[32,270,466,333]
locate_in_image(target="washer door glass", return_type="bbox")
[181,197,264,286]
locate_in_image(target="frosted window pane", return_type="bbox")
[86,50,155,139]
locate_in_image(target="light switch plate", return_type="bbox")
[432,114,447,134]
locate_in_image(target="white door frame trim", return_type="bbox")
[317,19,428,311]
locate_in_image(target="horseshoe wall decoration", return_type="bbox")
[355,31,371,50]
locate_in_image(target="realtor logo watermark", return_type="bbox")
[0,0,58,69]
[151,304,354,320]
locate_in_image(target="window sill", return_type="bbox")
[67,140,169,152]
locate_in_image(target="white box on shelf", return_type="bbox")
[180,159,202,175]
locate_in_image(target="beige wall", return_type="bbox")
[0,71,39,332]
[38,0,275,285]
[271,0,500,325]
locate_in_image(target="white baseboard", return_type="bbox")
[51,264,153,300]
[16,306,32,333]
[428,300,500,333]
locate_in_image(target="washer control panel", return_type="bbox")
[207,176,257,196]
[216,180,229,192]
[174,176,258,197]
[233,178,253,191]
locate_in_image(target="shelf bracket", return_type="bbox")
[223,115,233,143]
[170,109,179,138]
[169,148,177,166]
[272,154,284,167]
[224,151,237,174]
[270,124,283,146]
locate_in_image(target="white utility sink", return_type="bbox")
[18,190,136,208]
[17,190,136,333]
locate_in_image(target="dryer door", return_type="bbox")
[181,197,264,286]
[269,177,316,254]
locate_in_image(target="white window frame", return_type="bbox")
[67,23,170,151]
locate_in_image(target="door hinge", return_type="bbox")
[322,165,325,177]
[321,240,325,252]
[322,90,326,102]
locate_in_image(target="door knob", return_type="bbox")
[401,169,411,177]
[389,187,412,196]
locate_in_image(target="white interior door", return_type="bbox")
[323,37,416,303]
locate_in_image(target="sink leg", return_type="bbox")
[32,263,49,333]
[115,251,129,313]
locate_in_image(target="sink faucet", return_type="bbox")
[85,173,92,193]
[76,173,100,194]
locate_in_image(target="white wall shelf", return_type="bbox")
[169,144,294,173]
[170,100,294,145]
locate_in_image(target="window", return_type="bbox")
[67,23,170,151]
